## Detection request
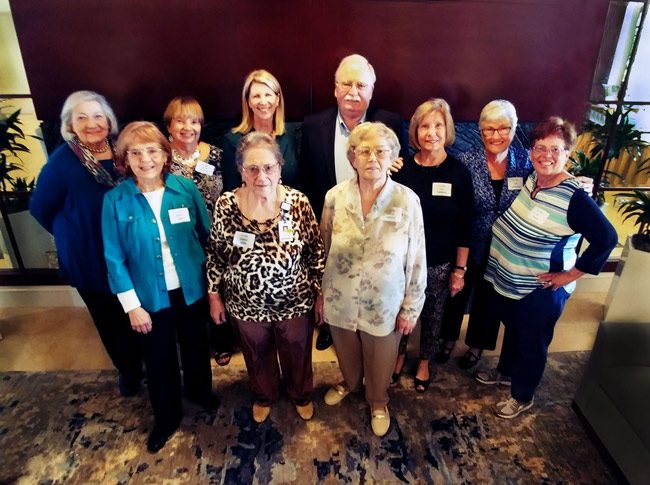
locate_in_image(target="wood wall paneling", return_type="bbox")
[10,0,609,126]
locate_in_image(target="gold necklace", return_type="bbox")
[78,138,109,153]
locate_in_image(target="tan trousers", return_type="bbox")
[330,325,402,409]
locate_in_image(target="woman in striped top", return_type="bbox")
[476,117,616,419]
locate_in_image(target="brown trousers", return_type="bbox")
[330,325,402,409]
[233,313,314,406]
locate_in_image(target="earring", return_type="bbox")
[168,135,173,143]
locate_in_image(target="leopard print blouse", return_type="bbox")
[206,186,325,322]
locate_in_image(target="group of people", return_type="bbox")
[30,53,617,452]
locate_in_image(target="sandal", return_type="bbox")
[414,360,430,393]
[458,349,482,370]
[414,377,430,393]
[214,351,232,367]
[433,340,455,364]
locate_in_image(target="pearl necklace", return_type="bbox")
[78,138,109,153]
[172,148,201,166]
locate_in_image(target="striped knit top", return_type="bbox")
[485,173,617,300]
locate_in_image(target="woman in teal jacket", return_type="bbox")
[102,121,215,453]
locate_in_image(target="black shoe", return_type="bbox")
[187,392,220,411]
[414,377,430,393]
[433,340,455,364]
[147,421,179,453]
[458,349,483,370]
[315,326,333,351]
[118,372,141,397]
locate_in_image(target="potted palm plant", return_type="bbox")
[0,104,36,210]
[568,107,649,205]
[604,189,650,322]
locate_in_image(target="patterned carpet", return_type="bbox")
[0,352,614,484]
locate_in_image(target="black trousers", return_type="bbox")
[77,289,143,381]
[439,259,502,350]
[139,290,213,428]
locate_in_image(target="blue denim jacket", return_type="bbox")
[102,174,210,312]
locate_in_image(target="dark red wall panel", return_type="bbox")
[10,0,609,125]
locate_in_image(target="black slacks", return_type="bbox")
[77,289,143,381]
[139,289,213,428]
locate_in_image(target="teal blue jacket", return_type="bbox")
[102,174,210,312]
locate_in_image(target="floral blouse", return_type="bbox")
[169,144,224,221]
[457,145,532,266]
[205,186,325,322]
[320,178,427,337]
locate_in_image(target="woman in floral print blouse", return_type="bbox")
[316,122,427,437]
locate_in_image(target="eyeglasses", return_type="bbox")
[126,147,163,158]
[337,80,371,92]
[481,126,511,137]
[242,163,279,176]
[531,145,566,158]
[355,147,392,160]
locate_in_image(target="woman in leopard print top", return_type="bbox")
[206,132,325,424]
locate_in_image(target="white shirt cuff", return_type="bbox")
[117,289,141,313]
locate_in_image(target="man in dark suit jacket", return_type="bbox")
[301,54,409,219]
[301,54,409,350]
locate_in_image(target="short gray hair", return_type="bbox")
[347,122,400,164]
[60,90,119,142]
[235,131,285,172]
[334,54,377,86]
[479,99,518,132]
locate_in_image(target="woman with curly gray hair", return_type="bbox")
[30,90,143,398]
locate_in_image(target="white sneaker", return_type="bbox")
[475,368,511,386]
[494,397,534,419]
[371,406,390,436]
[324,383,350,406]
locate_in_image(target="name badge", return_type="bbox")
[168,207,190,224]
[432,182,452,197]
[195,161,215,176]
[529,206,550,224]
[233,231,255,250]
[279,221,295,242]
[507,177,524,190]
[382,207,402,223]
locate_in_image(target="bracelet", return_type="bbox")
[454,264,467,272]
[451,272,464,279]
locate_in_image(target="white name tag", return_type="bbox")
[382,207,402,223]
[529,206,550,224]
[233,231,255,250]
[195,161,215,176]
[432,182,452,197]
[507,177,524,190]
[279,221,295,242]
[168,207,190,224]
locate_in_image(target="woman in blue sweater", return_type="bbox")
[102,121,215,453]
[30,91,142,397]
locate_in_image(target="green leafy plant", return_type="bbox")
[569,107,650,204]
[616,190,650,235]
[0,104,32,191]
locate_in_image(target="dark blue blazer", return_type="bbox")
[300,106,408,219]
